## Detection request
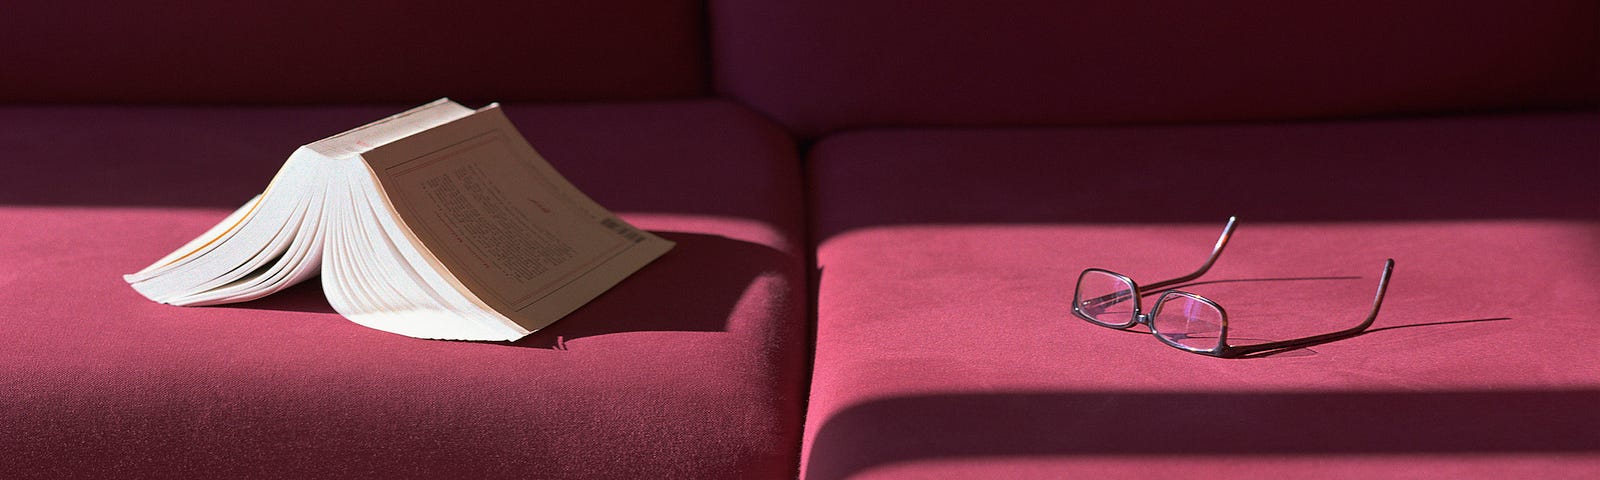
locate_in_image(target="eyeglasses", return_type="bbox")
[1071,217,1394,357]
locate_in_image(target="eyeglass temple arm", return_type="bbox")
[1225,259,1395,357]
[1078,217,1238,310]
[1142,216,1238,292]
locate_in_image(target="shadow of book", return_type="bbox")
[219,231,796,347]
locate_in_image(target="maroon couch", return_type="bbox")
[3,1,1596,478]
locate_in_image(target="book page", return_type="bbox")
[306,98,473,159]
[356,105,673,333]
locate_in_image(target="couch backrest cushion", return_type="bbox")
[714,1,1599,137]
[3,1,708,103]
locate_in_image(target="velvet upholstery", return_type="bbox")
[1,0,707,103]
[808,112,1599,240]
[0,101,807,478]
[803,113,1600,478]
[714,0,1600,137]
[5,1,1598,478]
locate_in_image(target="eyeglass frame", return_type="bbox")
[1070,217,1395,358]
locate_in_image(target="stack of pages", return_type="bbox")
[125,99,673,341]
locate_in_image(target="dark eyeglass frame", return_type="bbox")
[1071,217,1394,358]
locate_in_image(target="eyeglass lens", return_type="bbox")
[1074,270,1137,327]
[1151,293,1225,352]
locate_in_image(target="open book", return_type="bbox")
[125,99,674,341]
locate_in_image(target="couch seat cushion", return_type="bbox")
[0,100,806,479]
[803,112,1600,478]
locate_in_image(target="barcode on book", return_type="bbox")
[600,217,647,244]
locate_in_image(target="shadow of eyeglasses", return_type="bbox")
[1232,317,1514,359]
[1098,276,1503,358]
[1094,275,1364,339]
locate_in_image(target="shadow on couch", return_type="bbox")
[213,231,795,349]
[804,387,1600,479]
